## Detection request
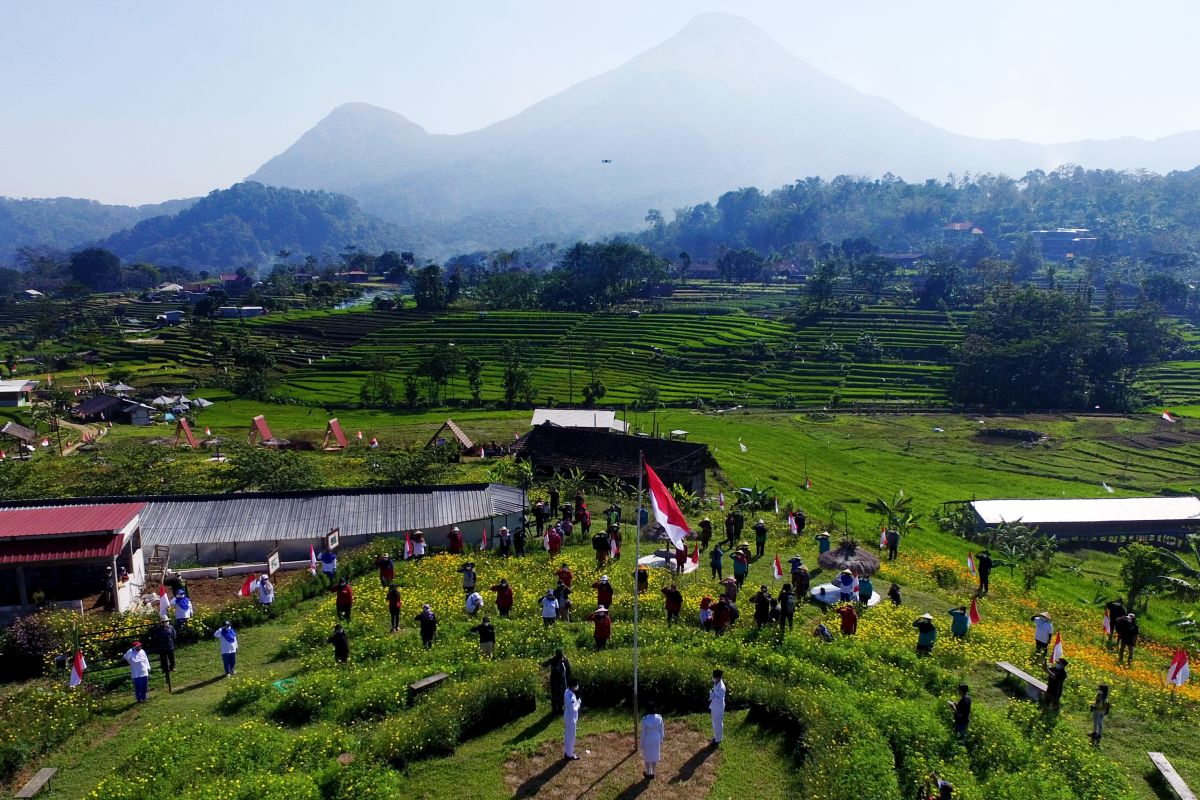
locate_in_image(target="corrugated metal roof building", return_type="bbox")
[971,496,1200,540]
[0,484,525,564]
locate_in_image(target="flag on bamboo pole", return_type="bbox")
[645,462,691,549]
[967,551,977,576]
[403,533,413,560]
[879,527,888,549]
[238,574,255,597]
[1102,609,1111,635]
[1162,410,1176,423]
[805,477,812,490]
[68,648,86,688]
[158,584,171,619]
[1051,633,1064,662]
[788,513,798,535]
[690,544,699,565]
[968,597,981,625]
[479,527,488,551]
[1166,648,1191,686]
[774,497,779,514]
[309,544,318,573]
[772,554,784,580]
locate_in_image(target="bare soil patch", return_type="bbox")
[504,722,720,800]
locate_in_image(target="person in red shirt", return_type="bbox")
[592,575,614,607]
[662,582,683,625]
[712,597,732,635]
[375,553,394,587]
[447,527,464,555]
[557,563,574,588]
[675,544,687,573]
[335,578,353,622]
[836,603,858,636]
[490,578,514,618]
[547,528,562,555]
[586,606,611,650]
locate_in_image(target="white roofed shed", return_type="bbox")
[971,497,1200,541]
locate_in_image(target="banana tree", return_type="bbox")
[866,489,915,530]
[734,480,774,513]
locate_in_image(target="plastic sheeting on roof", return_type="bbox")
[971,497,1200,526]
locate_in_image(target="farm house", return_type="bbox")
[0,484,526,566]
[970,496,1200,542]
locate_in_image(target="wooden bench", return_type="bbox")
[996,661,1047,701]
[16,767,57,798]
[408,672,449,694]
[1149,752,1197,800]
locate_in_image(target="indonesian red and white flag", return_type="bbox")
[805,477,812,490]
[646,462,692,549]
[1166,648,1191,686]
[718,491,725,511]
[1163,410,1176,423]
[1102,609,1111,635]
[41,438,50,447]
[543,531,550,551]
[0,450,6,460]
[238,574,255,597]
[788,513,798,535]
[774,497,780,514]
[158,584,171,619]
[403,532,413,560]
[68,649,86,688]
[1051,633,1063,662]
[690,544,699,564]
[610,535,620,558]
[479,527,488,551]
[356,430,363,440]
[309,544,318,573]
[851,572,860,595]
[772,554,784,580]
[967,552,977,577]
[879,527,888,549]
[369,437,379,449]
[968,597,981,625]
[204,426,212,437]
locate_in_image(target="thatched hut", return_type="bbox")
[816,537,880,576]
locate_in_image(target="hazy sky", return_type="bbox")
[3,1,1199,205]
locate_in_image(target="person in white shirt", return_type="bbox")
[123,641,151,702]
[640,702,665,778]
[412,531,427,558]
[172,589,193,630]
[1031,612,1053,657]
[541,590,559,626]
[214,621,239,677]
[709,669,726,745]
[256,574,275,607]
[563,681,582,760]
[465,590,484,616]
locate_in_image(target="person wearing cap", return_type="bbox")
[1115,612,1139,665]
[586,605,612,650]
[542,648,572,713]
[1031,612,1053,657]
[913,613,937,655]
[592,575,614,608]
[327,623,349,664]
[255,574,275,607]
[375,553,394,587]
[541,590,559,626]
[122,640,152,702]
[662,582,683,625]
[837,569,855,602]
[386,582,402,632]
[490,578,514,618]
[778,582,797,632]
[465,589,484,616]
[591,527,611,568]
[447,527,464,555]
[497,526,512,557]
[709,669,727,745]
[415,604,438,649]
[753,518,768,558]
[1044,657,1068,709]
[335,578,353,622]
[172,588,193,630]
[469,616,496,657]
[563,680,582,760]
[815,531,831,554]
[836,602,858,636]
[751,585,772,629]
[948,605,970,639]
[731,548,749,587]
[458,561,477,595]
[709,542,724,579]
[640,700,665,777]
[214,621,238,677]
[699,517,712,550]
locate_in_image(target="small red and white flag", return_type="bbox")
[1102,609,1111,635]
[68,649,86,688]
[879,527,888,549]
[610,536,620,558]
[41,438,50,447]
[1166,648,1191,686]
[238,574,255,597]
[805,477,812,490]
[1163,410,1176,423]
[774,497,780,514]
[356,430,363,440]
[772,554,784,580]
[309,544,318,574]
[967,551,977,577]
[718,491,725,511]
[851,572,860,595]
[968,597,981,625]
[0,450,6,460]
[1051,633,1063,662]
[513,432,520,441]
[543,531,551,551]
[646,462,692,549]
[479,527,488,551]
[788,512,798,535]
[369,437,379,448]
[690,544,699,564]
[158,584,171,619]
[205,426,212,437]
[403,532,414,560]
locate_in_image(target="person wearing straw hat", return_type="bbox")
[255,573,274,607]
[375,552,394,587]
[731,547,749,587]
[1031,612,1053,657]
[913,613,938,655]
[586,606,611,650]
[837,569,855,602]
[122,640,152,702]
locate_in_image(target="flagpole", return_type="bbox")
[633,450,642,752]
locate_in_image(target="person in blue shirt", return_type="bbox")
[837,570,854,602]
[319,547,337,580]
[948,606,970,638]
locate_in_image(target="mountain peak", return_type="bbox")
[631,12,816,80]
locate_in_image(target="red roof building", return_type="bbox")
[0,503,146,614]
